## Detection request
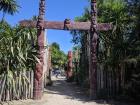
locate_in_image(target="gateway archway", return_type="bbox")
[20,0,112,100]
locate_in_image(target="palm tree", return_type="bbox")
[0,0,19,21]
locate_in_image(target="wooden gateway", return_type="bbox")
[19,0,112,100]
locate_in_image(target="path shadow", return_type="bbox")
[44,77,139,105]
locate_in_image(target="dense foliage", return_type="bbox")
[0,22,38,73]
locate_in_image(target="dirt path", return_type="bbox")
[43,76,100,105]
[2,76,136,105]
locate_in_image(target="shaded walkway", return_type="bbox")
[2,76,137,105]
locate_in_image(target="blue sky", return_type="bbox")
[0,0,89,53]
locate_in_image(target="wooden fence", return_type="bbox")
[0,70,49,102]
[0,70,34,101]
[96,63,137,99]
[97,63,124,98]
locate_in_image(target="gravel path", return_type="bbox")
[2,76,136,105]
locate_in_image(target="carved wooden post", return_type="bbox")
[89,0,98,99]
[67,51,73,81]
[33,0,45,100]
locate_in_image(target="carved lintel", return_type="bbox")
[19,20,112,31]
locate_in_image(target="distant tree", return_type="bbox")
[50,42,67,69]
[0,0,19,21]
[51,42,60,50]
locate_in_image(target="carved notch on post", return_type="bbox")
[64,19,71,30]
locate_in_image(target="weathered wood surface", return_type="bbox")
[19,20,112,31]
[89,0,98,99]
[33,0,45,100]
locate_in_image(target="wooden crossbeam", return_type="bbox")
[19,20,112,31]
